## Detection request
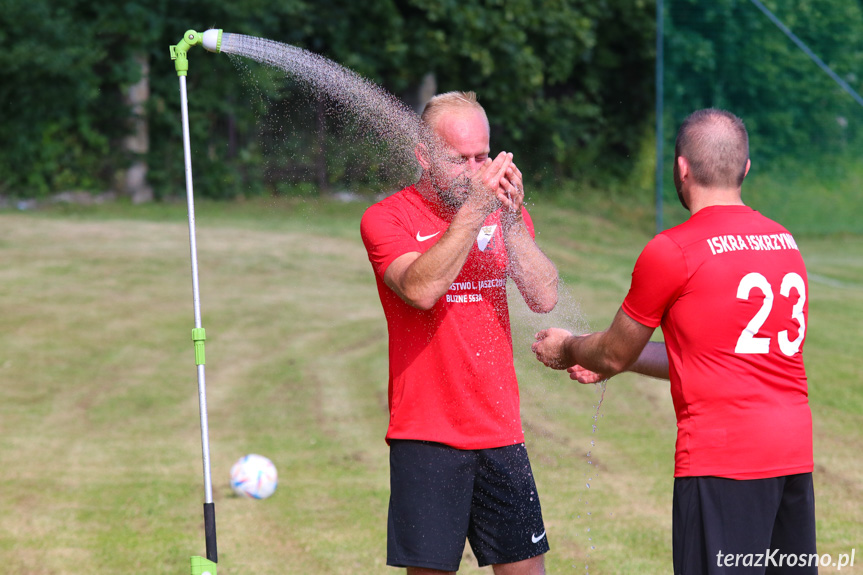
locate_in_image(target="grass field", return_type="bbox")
[1,197,861,574]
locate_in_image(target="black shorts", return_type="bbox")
[673,473,817,575]
[387,440,549,571]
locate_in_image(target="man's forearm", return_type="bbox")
[626,341,669,379]
[565,332,629,377]
[565,308,658,376]
[391,203,489,309]
[567,336,668,381]
[503,219,558,313]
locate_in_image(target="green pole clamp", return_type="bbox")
[192,327,206,366]
[170,29,203,77]
[190,556,217,575]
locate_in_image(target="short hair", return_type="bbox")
[420,91,489,133]
[675,108,749,188]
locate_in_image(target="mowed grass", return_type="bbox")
[0,198,861,574]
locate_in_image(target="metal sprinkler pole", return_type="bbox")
[180,69,218,565]
[170,29,222,575]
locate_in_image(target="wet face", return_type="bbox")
[427,109,491,209]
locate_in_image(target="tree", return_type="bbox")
[0,0,118,195]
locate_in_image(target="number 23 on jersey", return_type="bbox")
[735,272,806,356]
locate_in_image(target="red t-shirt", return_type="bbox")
[622,205,813,479]
[360,185,534,449]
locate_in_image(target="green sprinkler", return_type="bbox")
[169,29,222,575]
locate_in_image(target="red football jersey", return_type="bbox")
[361,185,534,449]
[622,205,813,479]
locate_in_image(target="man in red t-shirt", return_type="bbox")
[361,91,558,574]
[532,109,816,574]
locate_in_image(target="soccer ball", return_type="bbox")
[230,454,278,499]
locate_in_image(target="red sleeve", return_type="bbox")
[622,234,688,328]
[521,206,536,238]
[360,202,421,279]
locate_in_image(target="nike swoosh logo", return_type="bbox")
[532,531,546,544]
[416,231,440,242]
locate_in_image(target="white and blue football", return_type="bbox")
[230,454,278,499]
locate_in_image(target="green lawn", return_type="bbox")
[0,198,860,574]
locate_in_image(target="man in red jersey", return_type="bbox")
[532,109,815,574]
[361,91,558,574]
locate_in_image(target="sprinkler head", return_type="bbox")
[170,29,222,76]
[202,29,223,53]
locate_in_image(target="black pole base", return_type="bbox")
[204,502,218,563]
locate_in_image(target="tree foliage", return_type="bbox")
[0,0,658,198]
[665,0,863,162]
[0,0,860,199]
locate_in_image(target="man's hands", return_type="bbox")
[465,151,521,215]
[533,310,665,384]
[532,329,608,384]
[532,328,576,370]
[531,329,607,385]
[503,163,524,214]
[567,365,607,384]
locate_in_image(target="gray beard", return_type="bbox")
[431,173,470,210]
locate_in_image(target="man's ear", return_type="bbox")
[743,158,751,179]
[415,143,431,170]
[676,155,690,182]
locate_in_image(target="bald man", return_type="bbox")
[533,108,816,574]
[361,91,558,574]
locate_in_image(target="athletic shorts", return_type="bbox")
[673,473,817,575]
[387,440,549,571]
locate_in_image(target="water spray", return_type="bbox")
[169,28,222,575]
